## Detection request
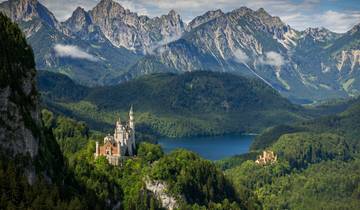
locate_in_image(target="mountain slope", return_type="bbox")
[37,70,307,137]
[251,95,360,151]
[1,0,360,102]
[154,8,357,102]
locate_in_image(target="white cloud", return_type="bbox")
[148,34,182,54]
[233,49,249,64]
[318,10,360,33]
[260,51,285,67]
[282,10,360,33]
[54,44,99,61]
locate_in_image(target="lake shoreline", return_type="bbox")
[158,134,255,160]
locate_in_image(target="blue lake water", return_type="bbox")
[158,135,255,160]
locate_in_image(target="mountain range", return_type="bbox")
[1,0,360,102]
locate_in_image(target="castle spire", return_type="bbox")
[129,105,133,115]
[129,105,134,123]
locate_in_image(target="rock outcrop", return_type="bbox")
[145,179,178,210]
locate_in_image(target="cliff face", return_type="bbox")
[0,13,42,159]
[89,0,186,53]
[0,13,67,185]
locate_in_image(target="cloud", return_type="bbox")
[54,44,99,61]
[260,51,285,67]
[149,34,182,54]
[318,10,360,33]
[233,49,250,64]
[282,10,360,33]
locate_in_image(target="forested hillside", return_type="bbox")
[251,97,360,151]
[219,95,360,209]
[37,70,307,137]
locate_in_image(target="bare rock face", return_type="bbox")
[187,9,224,31]
[0,82,40,159]
[89,0,185,53]
[0,13,42,159]
[0,0,60,30]
[63,6,92,33]
[145,179,178,210]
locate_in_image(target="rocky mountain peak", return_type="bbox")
[168,9,178,17]
[163,9,182,22]
[256,8,268,15]
[302,27,339,42]
[64,6,92,32]
[187,9,224,30]
[88,0,186,52]
[255,8,285,28]
[349,23,360,35]
[73,6,86,14]
[0,0,60,29]
[98,0,116,6]
[231,6,253,15]
[231,6,285,28]
[93,0,127,18]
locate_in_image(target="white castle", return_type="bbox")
[94,106,136,166]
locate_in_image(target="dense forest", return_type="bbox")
[219,95,360,209]
[37,70,307,137]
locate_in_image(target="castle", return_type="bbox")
[94,106,136,166]
[255,150,277,165]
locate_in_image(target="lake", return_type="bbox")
[158,135,255,160]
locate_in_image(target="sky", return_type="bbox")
[3,0,360,33]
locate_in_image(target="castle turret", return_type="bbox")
[115,116,125,145]
[128,106,136,155]
[129,106,134,130]
[116,116,122,126]
[95,141,99,157]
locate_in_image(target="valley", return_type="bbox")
[37,70,308,137]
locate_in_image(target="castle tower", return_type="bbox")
[128,106,136,155]
[114,116,125,145]
[95,141,99,157]
[129,106,134,131]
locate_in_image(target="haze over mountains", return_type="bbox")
[1,0,360,102]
